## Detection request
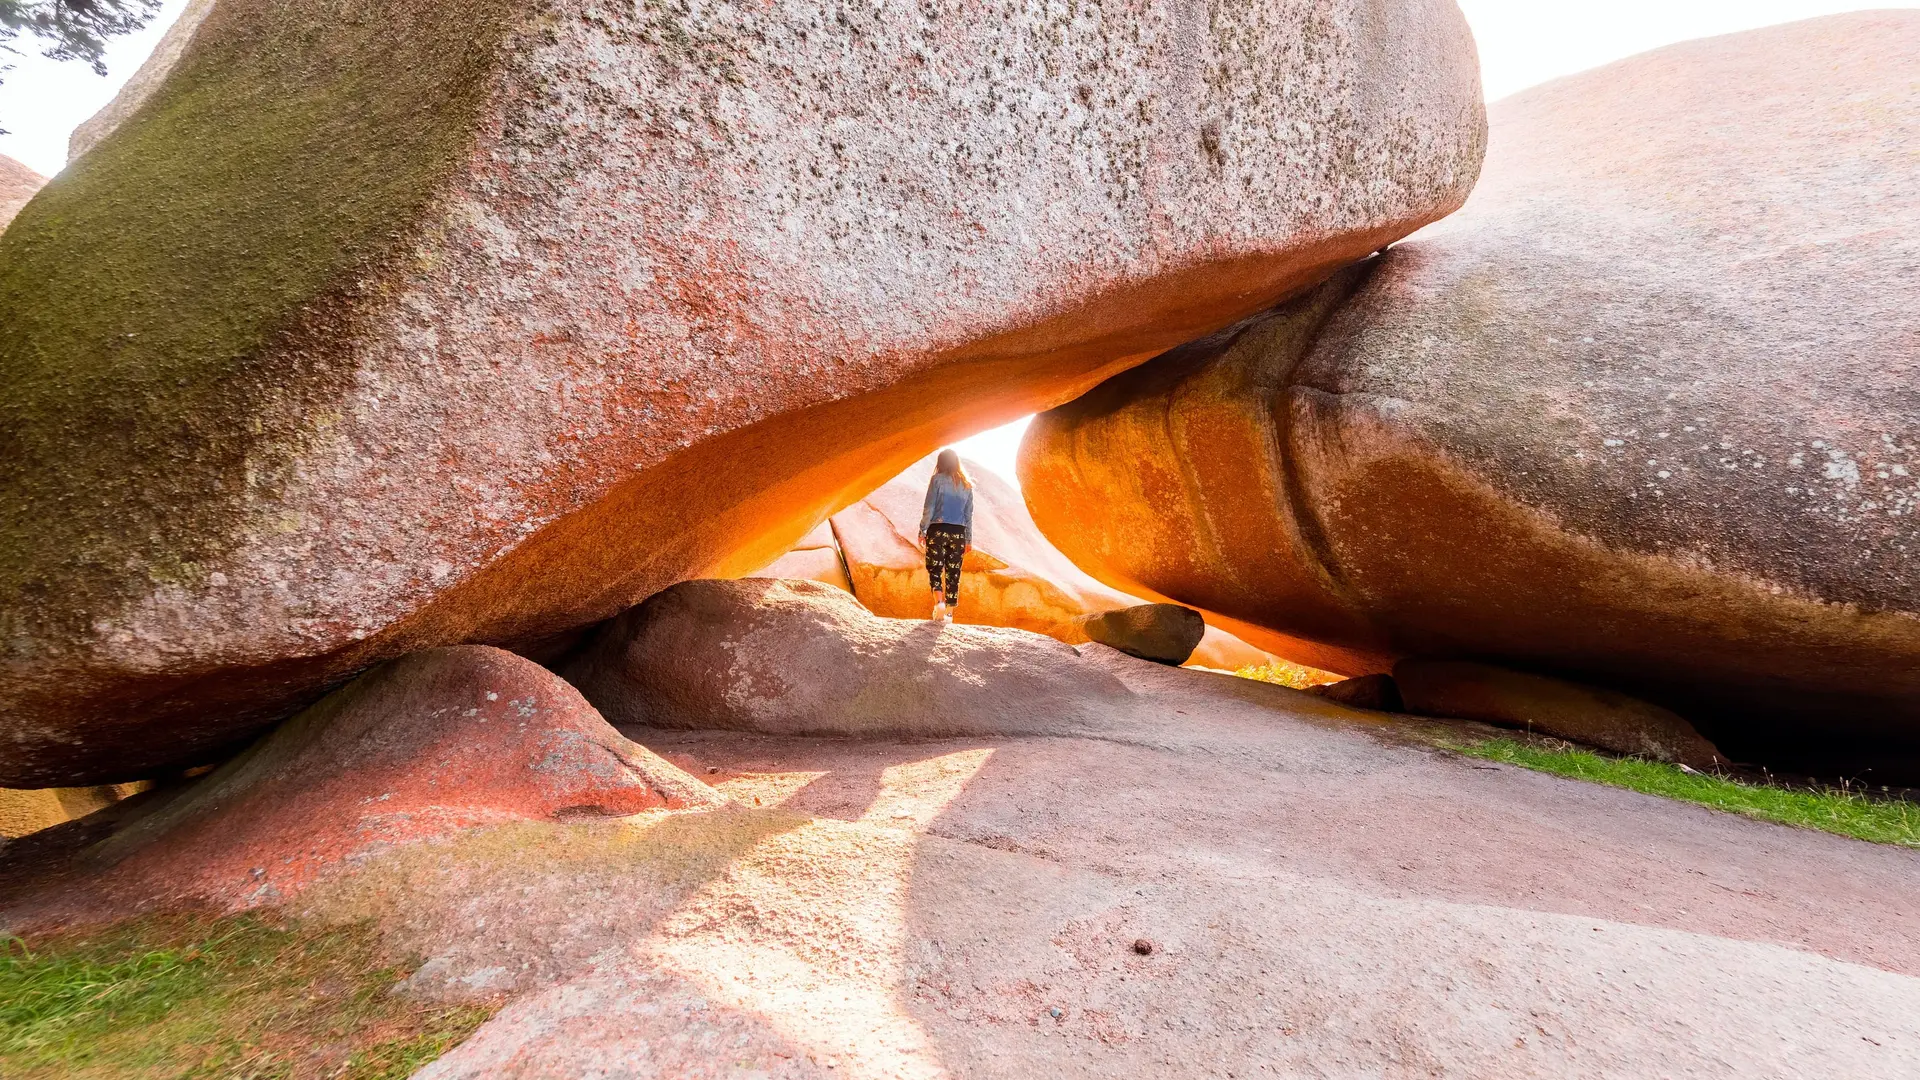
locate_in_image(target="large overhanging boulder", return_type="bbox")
[0,0,1485,785]
[1020,12,1920,771]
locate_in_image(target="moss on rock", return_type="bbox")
[0,0,526,635]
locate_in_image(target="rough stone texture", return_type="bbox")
[1022,12,1920,773]
[816,455,1275,670]
[1074,603,1204,665]
[0,0,1483,786]
[4,645,719,918]
[0,153,43,232]
[562,578,1143,739]
[1306,672,1400,711]
[66,0,217,163]
[15,654,1918,1075]
[1396,660,1724,768]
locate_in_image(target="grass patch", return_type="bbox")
[1235,660,1342,690]
[0,912,493,1079]
[1454,737,1920,848]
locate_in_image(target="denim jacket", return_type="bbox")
[919,472,974,541]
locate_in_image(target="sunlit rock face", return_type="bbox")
[0,154,43,232]
[748,520,852,593]
[0,0,1484,785]
[1022,12,1920,770]
[752,454,1277,669]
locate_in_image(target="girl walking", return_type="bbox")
[918,449,975,623]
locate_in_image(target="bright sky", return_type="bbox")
[1,0,1907,480]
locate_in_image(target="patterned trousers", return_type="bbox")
[924,523,967,606]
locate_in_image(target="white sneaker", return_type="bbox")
[931,600,946,622]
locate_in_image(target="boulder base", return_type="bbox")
[563,578,1137,739]
[1306,674,1403,713]
[1396,660,1724,769]
[54,646,718,914]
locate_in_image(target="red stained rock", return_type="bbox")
[0,0,1483,786]
[1023,13,1920,770]
[44,645,718,914]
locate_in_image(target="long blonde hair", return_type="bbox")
[935,448,973,488]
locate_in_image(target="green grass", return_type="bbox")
[1454,737,1920,848]
[1235,660,1342,690]
[0,912,493,1079]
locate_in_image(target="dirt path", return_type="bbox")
[408,664,1920,1078]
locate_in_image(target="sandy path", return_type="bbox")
[403,664,1920,1078]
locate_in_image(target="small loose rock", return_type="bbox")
[1132,938,1154,955]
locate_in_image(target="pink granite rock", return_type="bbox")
[1022,13,1920,770]
[0,0,1483,785]
[40,645,720,915]
[563,578,1138,738]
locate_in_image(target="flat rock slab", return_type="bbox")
[185,661,1918,1078]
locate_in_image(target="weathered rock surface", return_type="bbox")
[1074,603,1204,665]
[1396,660,1724,768]
[7,634,1920,1074]
[1022,12,1920,772]
[0,0,1482,785]
[806,454,1276,670]
[0,153,43,232]
[563,577,1144,739]
[8,645,717,917]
